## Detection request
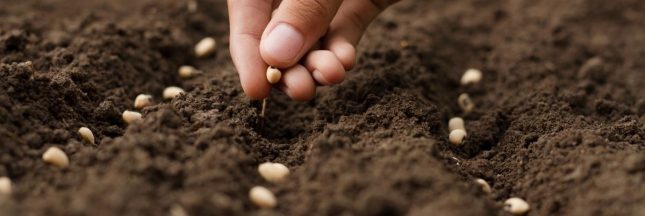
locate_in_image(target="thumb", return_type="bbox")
[260,0,343,68]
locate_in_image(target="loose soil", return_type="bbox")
[1,0,643,215]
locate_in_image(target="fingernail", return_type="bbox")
[263,23,304,63]
[312,70,329,85]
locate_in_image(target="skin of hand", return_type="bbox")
[228,0,400,101]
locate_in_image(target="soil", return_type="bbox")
[0,0,643,215]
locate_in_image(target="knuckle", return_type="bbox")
[287,0,334,21]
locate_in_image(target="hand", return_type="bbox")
[228,0,399,101]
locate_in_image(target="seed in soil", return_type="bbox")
[475,178,492,194]
[258,162,290,183]
[187,0,197,13]
[504,197,530,215]
[449,129,467,146]
[460,68,483,85]
[458,93,474,113]
[266,66,282,84]
[78,127,95,145]
[194,37,216,58]
[249,186,277,208]
[122,110,143,124]
[163,86,185,100]
[448,117,465,132]
[169,204,188,216]
[42,147,69,168]
[178,65,199,78]
[134,94,153,109]
[0,177,11,195]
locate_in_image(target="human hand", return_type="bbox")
[228,0,400,101]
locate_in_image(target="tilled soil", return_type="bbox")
[0,0,644,215]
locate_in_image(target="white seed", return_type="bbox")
[258,162,290,183]
[249,186,277,208]
[187,0,198,13]
[0,177,11,195]
[458,93,475,113]
[475,178,492,194]
[449,129,467,146]
[134,94,153,109]
[163,86,185,100]
[42,147,69,168]
[122,110,143,124]
[460,68,483,85]
[194,37,216,58]
[178,65,199,78]
[266,66,282,84]
[448,117,465,132]
[504,197,530,215]
[78,127,95,145]
[169,204,189,216]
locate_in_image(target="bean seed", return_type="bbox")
[460,68,483,85]
[170,204,188,216]
[249,186,277,208]
[448,117,465,132]
[195,37,216,58]
[122,110,143,124]
[78,127,95,145]
[0,177,11,195]
[178,65,198,78]
[163,86,185,100]
[42,146,69,168]
[458,93,474,113]
[449,129,467,146]
[475,178,492,194]
[266,66,282,84]
[134,94,153,109]
[504,197,530,215]
[258,162,290,183]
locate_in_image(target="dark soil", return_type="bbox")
[1,0,644,215]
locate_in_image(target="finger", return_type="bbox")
[278,65,317,101]
[260,0,343,68]
[304,50,345,85]
[228,0,274,100]
[324,0,398,69]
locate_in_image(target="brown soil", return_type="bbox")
[1,0,644,215]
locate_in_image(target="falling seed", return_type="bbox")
[266,66,282,84]
[163,86,185,100]
[194,37,216,58]
[504,197,530,215]
[458,93,475,113]
[42,146,69,168]
[475,178,492,194]
[460,68,483,85]
[249,186,277,208]
[258,162,290,183]
[134,94,153,109]
[122,110,143,124]
[178,65,199,78]
[78,127,95,145]
[448,117,465,132]
[449,129,467,146]
[0,177,11,195]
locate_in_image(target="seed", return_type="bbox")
[0,177,11,195]
[258,162,290,183]
[250,186,277,208]
[122,110,143,124]
[42,146,69,168]
[169,204,188,216]
[460,68,483,85]
[458,93,474,113]
[78,127,95,145]
[194,37,216,58]
[187,0,198,13]
[266,66,282,84]
[178,65,199,78]
[449,129,467,146]
[134,94,153,109]
[504,197,530,215]
[448,117,465,132]
[163,86,185,100]
[475,178,492,194]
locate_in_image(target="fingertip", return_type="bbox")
[328,41,356,70]
[240,80,271,100]
[281,65,316,101]
[305,50,346,85]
